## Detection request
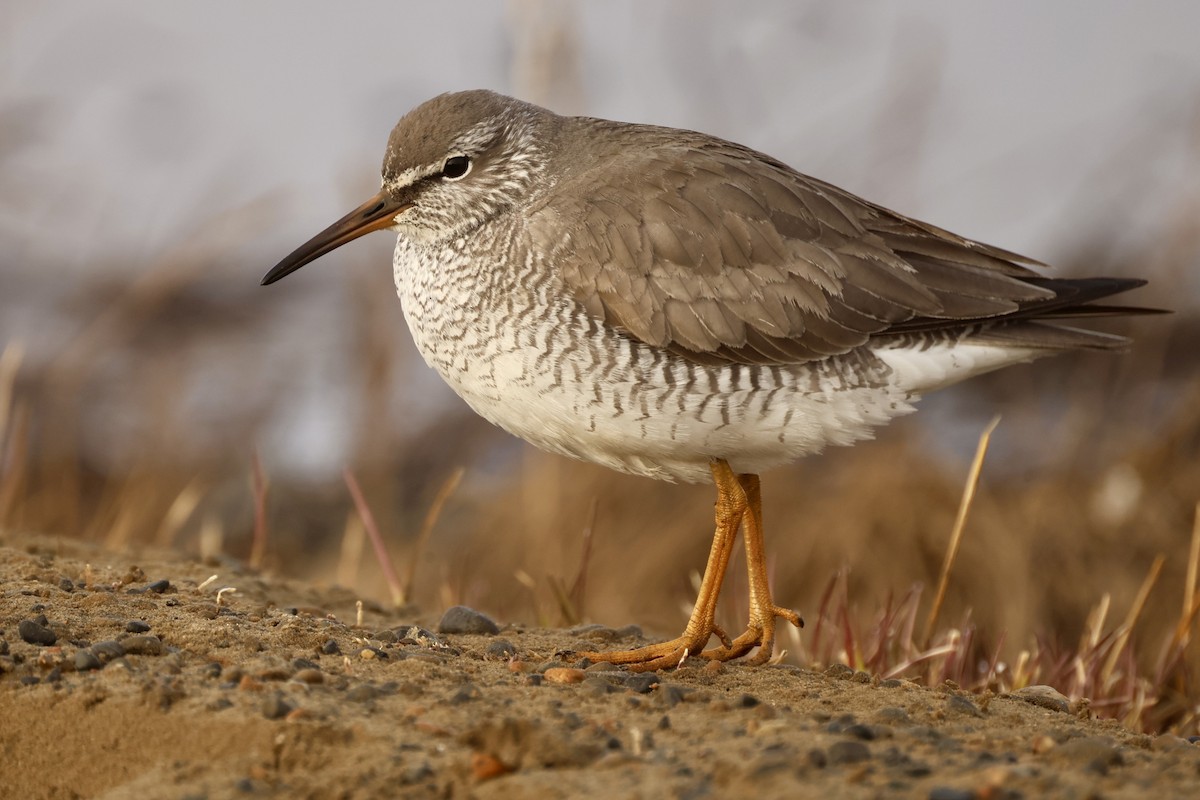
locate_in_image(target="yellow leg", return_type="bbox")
[703,472,804,665]
[575,460,746,672]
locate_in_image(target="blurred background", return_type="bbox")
[1,0,1198,724]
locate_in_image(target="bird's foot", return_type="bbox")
[576,624,735,673]
[703,604,804,666]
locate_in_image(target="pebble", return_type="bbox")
[484,639,516,659]
[59,578,74,592]
[624,674,659,694]
[824,663,854,680]
[124,620,151,634]
[947,695,984,718]
[320,639,340,655]
[659,685,689,707]
[0,639,8,655]
[449,684,481,704]
[18,619,57,646]
[121,635,163,656]
[293,669,324,685]
[436,606,500,635]
[74,650,102,671]
[543,667,586,685]
[875,707,911,725]
[1010,685,1070,713]
[91,640,126,661]
[145,579,171,594]
[827,740,871,765]
[739,693,761,708]
[582,676,617,695]
[292,657,319,671]
[928,788,975,800]
[261,693,294,720]
[345,684,378,702]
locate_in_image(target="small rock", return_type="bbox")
[659,684,689,707]
[827,740,870,765]
[18,619,56,646]
[121,635,163,656]
[1010,685,1070,713]
[345,684,378,702]
[91,641,126,662]
[45,667,62,683]
[261,693,294,720]
[844,724,878,741]
[807,748,828,768]
[59,578,74,592]
[947,695,984,718]
[624,674,659,694]
[74,650,102,671]
[543,667,586,685]
[739,693,761,708]
[582,675,616,695]
[374,629,398,644]
[19,675,40,686]
[471,752,511,781]
[928,788,975,800]
[824,663,854,680]
[484,639,516,659]
[449,684,481,704]
[0,640,8,656]
[292,657,319,671]
[875,707,911,724]
[436,605,500,635]
[145,579,170,594]
[320,639,340,655]
[124,620,151,634]
[293,669,324,685]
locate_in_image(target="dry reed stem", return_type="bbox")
[568,497,598,620]
[1183,502,1200,628]
[0,343,26,530]
[1101,554,1166,690]
[337,512,366,589]
[343,467,404,607]
[154,479,204,548]
[248,451,269,570]
[0,342,23,449]
[923,415,1000,645]
[403,466,465,604]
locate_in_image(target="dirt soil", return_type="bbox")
[2,533,1198,800]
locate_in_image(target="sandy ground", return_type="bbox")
[2,533,1198,800]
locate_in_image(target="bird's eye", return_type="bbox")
[441,155,471,181]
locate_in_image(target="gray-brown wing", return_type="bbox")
[527,133,1054,366]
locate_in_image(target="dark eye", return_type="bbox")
[442,155,471,180]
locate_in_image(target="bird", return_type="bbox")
[262,89,1150,672]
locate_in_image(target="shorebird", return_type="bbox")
[263,90,1148,671]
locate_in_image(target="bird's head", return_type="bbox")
[262,90,555,286]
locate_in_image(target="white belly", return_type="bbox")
[393,238,1042,483]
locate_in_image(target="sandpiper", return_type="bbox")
[263,90,1149,671]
